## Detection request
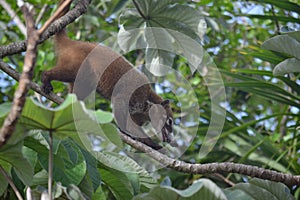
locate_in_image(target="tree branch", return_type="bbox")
[0,0,90,58]
[120,133,300,187]
[0,0,76,146]
[0,60,64,104]
[0,4,39,146]
[0,0,299,189]
[2,53,300,188]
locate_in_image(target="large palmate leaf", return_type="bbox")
[119,0,206,75]
[19,95,121,148]
[121,0,204,38]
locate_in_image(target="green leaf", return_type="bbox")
[262,35,300,60]
[127,0,204,38]
[78,146,101,192]
[222,70,300,107]
[19,95,118,149]
[120,0,205,73]
[227,178,295,200]
[98,168,134,200]
[0,102,27,145]
[99,123,123,148]
[133,178,227,200]
[0,102,11,118]
[223,134,288,172]
[285,30,300,43]
[273,58,300,76]
[244,14,299,23]
[118,27,206,74]
[92,186,106,200]
[65,184,86,200]
[111,0,130,14]
[31,169,48,186]
[224,189,253,200]
[94,109,113,124]
[28,136,86,186]
[60,139,87,184]
[96,151,156,189]
[0,164,9,196]
[247,47,286,64]
[78,173,94,198]
[251,0,300,14]
[20,95,101,137]
[0,141,33,186]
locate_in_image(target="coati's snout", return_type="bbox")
[149,100,175,145]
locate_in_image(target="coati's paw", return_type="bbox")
[41,71,53,94]
[42,83,53,94]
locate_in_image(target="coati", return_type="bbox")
[41,0,174,149]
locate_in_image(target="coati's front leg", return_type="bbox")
[41,66,77,94]
[41,71,54,94]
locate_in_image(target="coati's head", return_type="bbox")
[148,100,174,144]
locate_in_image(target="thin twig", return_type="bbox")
[35,4,48,25]
[271,5,280,35]
[0,0,90,58]
[48,130,53,199]
[38,0,73,35]
[0,0,26,36]
[0,165,23,200]
[213,173,235,186]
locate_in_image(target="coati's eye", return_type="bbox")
[167,118,173,126]
[165,118,173,133]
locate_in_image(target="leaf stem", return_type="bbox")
[0,165,23,200]
[48,130,53,199]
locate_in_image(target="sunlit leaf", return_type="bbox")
[262,35,300,60]
[273,58,300,76]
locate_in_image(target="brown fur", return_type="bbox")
[41,0,174,149]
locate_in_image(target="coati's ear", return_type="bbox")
[161,99,170,106]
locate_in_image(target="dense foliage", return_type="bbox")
[0,0,299,199]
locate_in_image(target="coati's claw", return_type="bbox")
[42,83,53,94]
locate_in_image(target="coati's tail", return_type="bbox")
[54,0,73,44]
